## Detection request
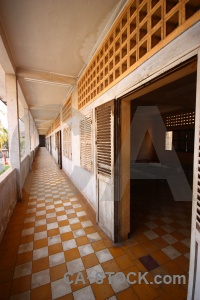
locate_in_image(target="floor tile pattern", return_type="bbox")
[0,148,191,299]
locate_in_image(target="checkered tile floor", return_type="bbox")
[0,148,191,299]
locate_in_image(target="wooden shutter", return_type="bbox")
[80,111,92,172]
[63,127,72,159]
[96,103,113,177]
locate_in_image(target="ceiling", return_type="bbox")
[0,0,127,134]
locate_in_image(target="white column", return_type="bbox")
[6,74,22,201]
[24,108,30,156]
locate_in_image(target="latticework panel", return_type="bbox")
[78,0,200,109]
[62,96,72,123]
[80,112,93,172]
[54,113,60,130]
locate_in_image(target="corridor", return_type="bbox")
[0,148,189,300]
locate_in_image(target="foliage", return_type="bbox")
[0,120,8,149]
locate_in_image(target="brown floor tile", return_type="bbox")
[79,216,89,222]
[101,259,120,273]
[46,209,55,214]
[75,236,89,247]
[173,242,189,254]
[92,240,106,252]
[32,257,49,273]
[84,227,96,235]
[91,278,114,300]
[151,250,170,265]
[49,243,63,255]
[82,253,99,269]
[56,211,67,217]
[64,248,80,262]
[140,241,159,253]
[35,215,46,221]
[153,237,168,249]
[71,270,89,292]
[109,246,125,258]
[20,235,34,245]
[58,220,69,227]
[133,282,158,300]
[173,255,189,272]
[115,254,135,270]
[23,222,35,230]
[31,283,51,300]
[10,275,31,296]
[56,294,74,300]
[153,227,167,236]
[34,238,48,250]
[35,225,47,233]
[60,232,74,242]
[162,282,187,300]
[162,260,185,276]
[48,228,60,237]
[70,223,82,231]
[117,287,139,300]
[50,263,67,282]
[171,231,187,241]
[67,213,77,219]
[133,232,149,243]
[16,251,33,265]
[47,217,57,224]
[128,244,148,258]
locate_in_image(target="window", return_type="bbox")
[173,129,194,152]
[80,111,92,172]
[165,131,173,151]
[63,127,72,159]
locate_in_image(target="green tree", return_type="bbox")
[0,120,8,150]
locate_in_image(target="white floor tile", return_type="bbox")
[14,262,32,279]
[78,244,94,257]
[73,286,95,300]
[51,278,72,300]
[162,245,181,259]
[34,231,47,241]
[48,234,61,246]
[66,258,85,274]
[110,272,130,293]
[87,232,101,243]
[49,252,65,267]
[31,269,50,289]
[33,246,48,260]
[96,249,113,263]
[62,239,77,251]
[86,264,105,284]
[18,242,33,254]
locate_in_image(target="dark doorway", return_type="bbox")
[39,135,45,147]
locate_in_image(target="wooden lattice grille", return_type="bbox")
[165,111,195,127]
[62,96,72,123]
[96,103,113,177]
[63,127,72,160]
[78,0,200,109]
[80,112,93,172]
[54,114,60,129]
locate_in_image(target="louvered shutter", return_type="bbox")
[96,104,112,177]
[96,100,115,241]
[80,112,92,172]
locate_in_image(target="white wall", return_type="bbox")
[0,168,17,242]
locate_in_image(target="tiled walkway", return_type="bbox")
[0,148,191,300]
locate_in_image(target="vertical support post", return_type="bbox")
[120,99,130,240]
[24,108,32,170]
[6,74,22,201]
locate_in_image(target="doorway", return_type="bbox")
[119,58,198,298]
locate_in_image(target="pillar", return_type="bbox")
[6,74,22,201]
